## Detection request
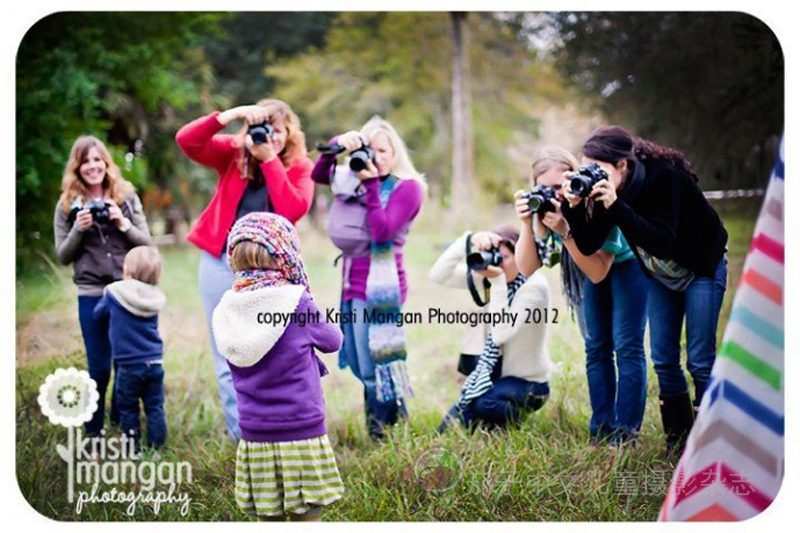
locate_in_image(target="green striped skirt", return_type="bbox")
[235,434,344,517]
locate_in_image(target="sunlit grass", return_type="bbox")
[15,198,759,521]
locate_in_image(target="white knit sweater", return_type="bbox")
[429,231,553,382]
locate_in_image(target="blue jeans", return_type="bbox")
[199,251,240,442]
[341,298,407,437]
[464,377,549,429]
[78,295,119,436]
[581,259,648,441]
[115,362,167,449]
[648,257,728,404]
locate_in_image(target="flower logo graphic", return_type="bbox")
[38,368,99,427]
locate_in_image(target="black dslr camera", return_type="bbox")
[248,121,275,145]
[568,163,608,198]
[314,141,376,172]
[86,198,110,225]
[521,185,558,216]
[466,247,503,271]
[349,145,376,172]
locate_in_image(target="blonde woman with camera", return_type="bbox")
[515,146,648,448]
[311,116,425,441]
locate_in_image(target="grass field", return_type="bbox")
[15,198,760,521]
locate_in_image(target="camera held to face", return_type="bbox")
[86,198,110,225]
[568,163,608,198]
[349,145,376,172]
[466,247,503,271]
[248,121,275,145]
[521,185,558,216]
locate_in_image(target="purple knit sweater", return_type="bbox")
[212,285,343,442]
[312,150,423,303]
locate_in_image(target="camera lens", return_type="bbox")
[349,153,369,172]
[248,122,274,145]
[570,176,590,197]
[527,196,543,212]
[349,146,375,173]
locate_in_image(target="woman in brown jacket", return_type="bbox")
[54,135,152,437]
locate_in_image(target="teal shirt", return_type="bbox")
[599,226,635,263]
[553,226,634,264]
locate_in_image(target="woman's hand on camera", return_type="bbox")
[541,206,569,236]
[475,265,503,279]
[471,231,502,252]
[107,203,126,228]
[591,179,617,209]
[337,131,365,153]
[245,134,277,162]
[218,105,267,126]
[74,209,93,231]
[514,190,533,222]
[562,176,582,208]
[357,159,380,181]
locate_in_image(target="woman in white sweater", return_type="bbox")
[431,226,552,431]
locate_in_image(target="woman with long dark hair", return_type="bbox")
[562,126,728,453]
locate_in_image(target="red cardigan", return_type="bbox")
[176,111,314,258]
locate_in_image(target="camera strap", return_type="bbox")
[465,232,491,308]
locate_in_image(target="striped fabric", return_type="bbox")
[456,274,527,410]
[660,136,784,521]
[235,435,344,517]
[368,175,413,402]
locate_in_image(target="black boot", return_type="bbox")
[364,390,384,441]
[365,391,401,441]
[658,392,695,456]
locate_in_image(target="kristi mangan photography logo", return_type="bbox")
[38,368,193,516]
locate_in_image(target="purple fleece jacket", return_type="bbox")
[312,148,423,303]
[212,284,343,442]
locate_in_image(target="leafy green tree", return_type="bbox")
[267,13,564,211]
[549,12,783,188]
[16,12,227,271]
[203,12,336,105]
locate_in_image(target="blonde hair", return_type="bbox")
[228,241,277,272]
[124,246,163,285]
[360,115,426,186]
[59,136,134,212]
[236,98,307,180]
[531,146,579,185]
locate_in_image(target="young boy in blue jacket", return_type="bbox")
[94,245,167,451]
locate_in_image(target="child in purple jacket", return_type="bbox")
[212,212,344,521]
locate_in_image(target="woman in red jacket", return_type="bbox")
[176,99,314,442]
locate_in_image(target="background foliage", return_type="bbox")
[550,12,784,188]
[16,11,782,270]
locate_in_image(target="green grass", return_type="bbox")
[15,198,760,521]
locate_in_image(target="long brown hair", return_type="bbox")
[235,99,307,180]
[59,136,134,212]
[582,126,698,182]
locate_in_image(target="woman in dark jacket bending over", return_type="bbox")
[562,126,728,454]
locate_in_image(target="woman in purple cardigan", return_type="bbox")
[312,116,425,441]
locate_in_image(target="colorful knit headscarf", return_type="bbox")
[226,212,311,293]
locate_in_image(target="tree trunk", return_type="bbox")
[450,12,473,222]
